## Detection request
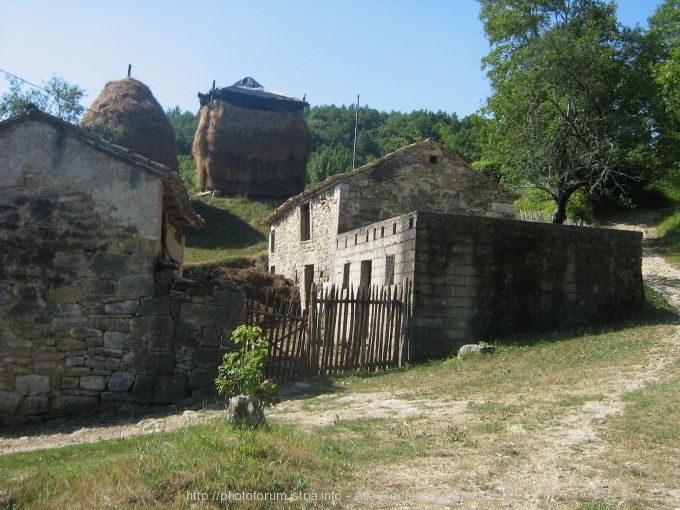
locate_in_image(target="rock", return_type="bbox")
[15,374,51,396]
[457,344,496,360]
[108,371,135,392]
[226,395,268,429]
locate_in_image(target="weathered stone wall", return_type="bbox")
[268,184,345,304]
[0,120,246,425]
[333,213,417,287]
[337,141,514,233]
[411,212,643,359]
[0,185,245,424]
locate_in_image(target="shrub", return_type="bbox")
[215,325,278,408]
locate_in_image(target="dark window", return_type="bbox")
[430,155,438,164]
[385,255,395,285]
[304,264,314,306]
[343,263,351,289]
[300,203,311,241]
[381,226,385,238]
[409,217,414,230]
[270,229,275,253]
[360,260,372,288]
[393,223,397,235]
[270,266,276,274]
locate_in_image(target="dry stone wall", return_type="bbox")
[0,189,244,425]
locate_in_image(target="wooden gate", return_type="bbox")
[246,281,411,381]
[246,297,310,382]
[309,281,411,374]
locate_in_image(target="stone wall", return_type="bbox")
[333,213,417,287]
[337,140,514,233]
[411,212,643,359]
[0,196,244,425]
[268,184,345,304]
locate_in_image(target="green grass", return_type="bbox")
[1,290,676,508]
[184,196,278,267]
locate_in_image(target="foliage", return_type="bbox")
[479,0,653,223]
[178,154,198,194]
[0,74,86,123]
[166,105,199,156]
[215,325,278,408]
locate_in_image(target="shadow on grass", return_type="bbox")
[187,199,266,251]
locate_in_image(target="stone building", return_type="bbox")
[267,138,643,358]
[0,109,244,424]
[266,138,517,303]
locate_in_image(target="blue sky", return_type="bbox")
[0,0,663,117]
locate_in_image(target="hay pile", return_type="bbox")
[192,99,310,197]
[80,77,178,171]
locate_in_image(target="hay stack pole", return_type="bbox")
[80,77,179,171]
[192,78,310,198]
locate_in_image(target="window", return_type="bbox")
[381,226,385,238]
[270,229,275,253]
[304,264,314,306]
[342,263,350,289]
[430,155,439,164]
[409,217,414,230]
[270,266,276,274]
[300,203,311,241]
[385,255,395,285]
[360,260,372,288]
[393,223,397,235]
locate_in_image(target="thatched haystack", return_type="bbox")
[80,77,178,171]
[192,78,310,198]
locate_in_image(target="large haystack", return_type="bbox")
[192,77,310,197]
[80,77,178,171]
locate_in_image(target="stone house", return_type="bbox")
[0,109,245,424]
[267,138,643,359]
[266,138,517,303]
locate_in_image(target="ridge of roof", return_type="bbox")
[0,108,202,228]
[264,138,518,224]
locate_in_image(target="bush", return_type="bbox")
[215,325,278,409]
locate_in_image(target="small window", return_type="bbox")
[430,155,438,164]
[409,217,414,230]
[385,255,395,285]
[270,266,276,274]
[342,263,351,289]
[393,223,397,235]
[381,226,385,238]
[373,228,377,240]
[270,229,275,253]
[355,233,358,245]
[300,203,311,241]
[365,231,369,242]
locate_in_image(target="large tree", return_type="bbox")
[480,0,650,223]
[0,74,86,123]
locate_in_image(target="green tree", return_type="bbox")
[647,0,680,174]
[480,0,650,223]
[166,106,199,156]
[0,74,86,123]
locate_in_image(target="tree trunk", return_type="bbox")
[552,193,569,224]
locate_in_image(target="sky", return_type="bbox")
[0,0,664,118]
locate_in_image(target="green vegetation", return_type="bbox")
[0,74,86,122]
[183,195,276,267]
[216,326,279,411]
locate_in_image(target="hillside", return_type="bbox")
[184,195,278,268]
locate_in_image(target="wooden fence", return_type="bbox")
[245,281,412,380]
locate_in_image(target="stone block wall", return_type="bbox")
[0,189,245,425]
[411,212,643,359]
[333,213,417,287]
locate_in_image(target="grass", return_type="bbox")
[1,291,677,508]
[184,195,278,268]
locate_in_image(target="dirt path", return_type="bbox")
[2,210,680,508]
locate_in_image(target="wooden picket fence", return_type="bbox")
[245,281,412,381]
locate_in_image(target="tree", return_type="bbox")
[0,74,86,123]
[647,0,680,174]
[166,106,199,156]
[480,0,650,223]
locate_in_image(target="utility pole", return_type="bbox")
[352,94,359,170]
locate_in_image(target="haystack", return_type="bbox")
[192,78,310,197]
[80,77,178,171]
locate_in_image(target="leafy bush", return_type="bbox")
[215,325,278,408]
